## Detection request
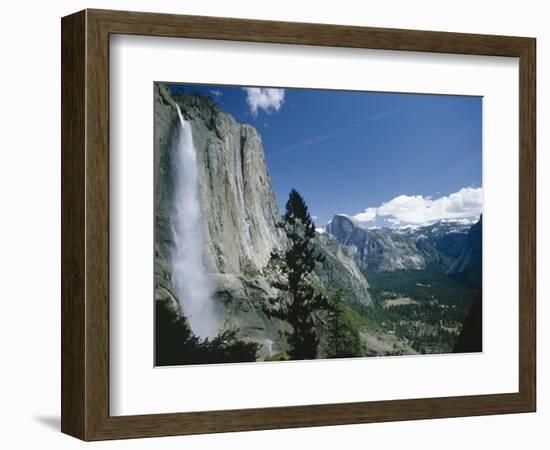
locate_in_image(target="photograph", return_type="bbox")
[154,82,483,366]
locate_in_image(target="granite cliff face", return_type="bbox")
[155,83,285,352]
[154,84,371,355]
[325,214,369,264]
[156,84,283,275]
[326,214,473,272]
[314,233,372,305]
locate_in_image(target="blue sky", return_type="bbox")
[168,84,482,228]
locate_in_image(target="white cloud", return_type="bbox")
[353,207,377,222]
[243,88,285,116]
[210,89,222,97]
[352,187,482,227]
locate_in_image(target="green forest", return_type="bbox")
[351,268,476,355]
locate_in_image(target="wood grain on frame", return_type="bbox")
[61,8,536,441]
[61,10,86,439]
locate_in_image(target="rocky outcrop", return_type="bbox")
[314,233,372,305]
[363,228,430,271]
[325,215,368,262]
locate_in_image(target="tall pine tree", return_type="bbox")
[264,189,333,360]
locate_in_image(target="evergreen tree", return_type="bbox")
[326,290,363,358]
[264,189,333,360]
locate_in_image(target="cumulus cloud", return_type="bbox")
[352,187,482,227]
[353,207,377,222]
[243,88,285,116]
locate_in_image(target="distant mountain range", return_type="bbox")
[325,214,482,288]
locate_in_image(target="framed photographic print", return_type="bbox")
[61,9,536,441]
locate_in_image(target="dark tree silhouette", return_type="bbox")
[453,289,482,353]
[264,189,333,360]
[155,300,259,366]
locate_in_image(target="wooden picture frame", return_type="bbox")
[61,9,536,441]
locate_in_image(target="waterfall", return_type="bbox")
[170,104,220,340]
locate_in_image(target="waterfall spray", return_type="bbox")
[170,104,221,340]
